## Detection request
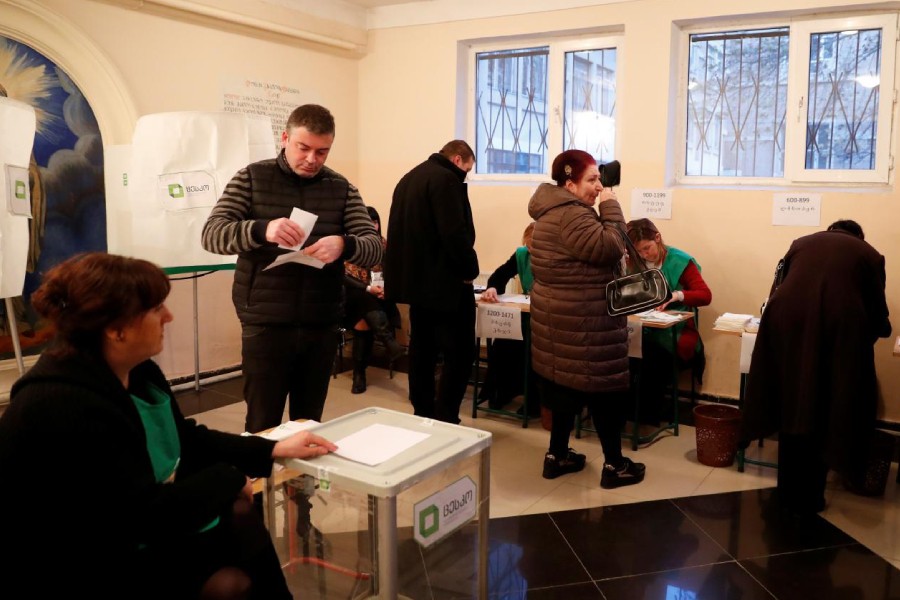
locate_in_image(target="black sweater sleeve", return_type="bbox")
[486,252,519,294]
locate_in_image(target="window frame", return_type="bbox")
[465,33,624,183]
[675,13,897,186]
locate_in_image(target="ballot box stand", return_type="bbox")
[269,408,492,599]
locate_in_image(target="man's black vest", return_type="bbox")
[232,159,348,327]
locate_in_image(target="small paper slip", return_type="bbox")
[264,207,325,271]
[279,207,318,251]
[332,423,430,466]
[258,420,320,441]
[264,251,325,271]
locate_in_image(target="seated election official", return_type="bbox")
[626,218,711,423]
[0,253,338,600]
[478,223,539,415]
[343,206,403,394]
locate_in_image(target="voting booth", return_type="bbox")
[0,97,37,372]
[106,111,275,268]
[271,408,492,599]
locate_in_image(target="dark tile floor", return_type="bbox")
[273,488,900,599]
[175,375,246,417]
[176,378,900,599]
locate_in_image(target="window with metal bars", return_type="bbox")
[680,14,897,184]
[471,37,620,178]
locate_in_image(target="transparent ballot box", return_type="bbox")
[266,408,492,599]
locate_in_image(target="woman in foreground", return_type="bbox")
[0,252,337,599]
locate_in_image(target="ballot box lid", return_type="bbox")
[282,407,492,497]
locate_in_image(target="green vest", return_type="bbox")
[647,246,700,355]
[132,384,219,536]
[515,246,533,293]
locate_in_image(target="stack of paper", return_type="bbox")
[744,317,761,333]
[714,313,753,332]
[635,310,681,324]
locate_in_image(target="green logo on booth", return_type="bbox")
[418,504,439,538]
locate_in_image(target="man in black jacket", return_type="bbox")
[385,140,479,424]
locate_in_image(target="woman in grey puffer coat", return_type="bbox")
[528,149,645,489]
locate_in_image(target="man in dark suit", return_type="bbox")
[385,140,479,424]
[741,220,891,513]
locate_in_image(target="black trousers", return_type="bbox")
[777,432,828,513]
[408,290,476,424]
[136,496,291,600]
[539,375,627,466]
[241,324,339,433]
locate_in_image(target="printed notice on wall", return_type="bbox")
[772,193,821,227]
[221,76,305,152]
[630,189,673,219]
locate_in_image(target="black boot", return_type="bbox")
[364,310,404,361]
[351,330,373,394]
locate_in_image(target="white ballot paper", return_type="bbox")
[264,207,325,270]
[332,423,430,466]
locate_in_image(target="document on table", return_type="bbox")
[254,420,321,441]
[264,207,325,270]
[497,293,530,305]
[635,309,681,324]
[332,423,430,466]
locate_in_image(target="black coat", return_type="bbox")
[741,230,891,472]
[384,153,479,311]
[0,351,276,597]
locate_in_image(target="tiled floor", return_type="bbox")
[178,368,900,599]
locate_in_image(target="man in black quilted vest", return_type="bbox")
[202,104,382,433]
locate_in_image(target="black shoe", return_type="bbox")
[600,457,646,489]
[542,449,586,479]
[351,369,366,394]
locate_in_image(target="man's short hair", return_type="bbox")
[439,140,474,162]
[827,219,865,240]
[286,104,335,136]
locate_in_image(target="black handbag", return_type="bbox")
[606,227,671,316]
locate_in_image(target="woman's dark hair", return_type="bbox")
[626,218,662,246]
[551,150,597,187]
[366,205,381,230]
[31,252,171,356]
[827,219,865,240]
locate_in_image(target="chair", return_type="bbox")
[332,327,398,380]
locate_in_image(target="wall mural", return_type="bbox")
[0,35,106,359]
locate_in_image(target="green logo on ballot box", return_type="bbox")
[413,476,477,548]
[168,183,185,198]
[14,180,26,199]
